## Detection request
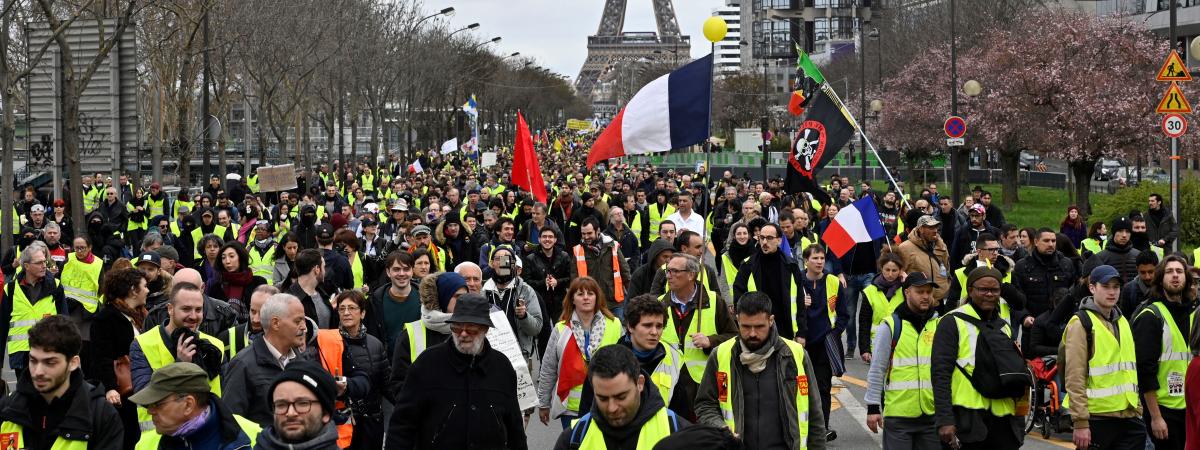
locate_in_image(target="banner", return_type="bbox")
[440,138,458,155]
[487,309,538,410]
[566,119,593,131]
[255,165,297,192]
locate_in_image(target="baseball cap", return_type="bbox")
[916,215,941,228]
[412,225,432,236]
[135,251,161,268]
[1089,265,1121,285]
[316,223,335,240]
[903,272,940,289]
[392,199,409,211]
[364,203,379,214]
[969,204,986,215]
[129,363,212,406]
[29,204,44,214]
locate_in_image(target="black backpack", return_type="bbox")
[950,311,1033,399]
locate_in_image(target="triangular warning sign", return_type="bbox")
[1157,82,1192,114]
[1157,50,1192,82]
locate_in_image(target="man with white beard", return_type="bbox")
[388,293,528,449]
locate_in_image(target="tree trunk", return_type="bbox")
[369,107,381,165]
[998,149,1020,208]
[1070,160,1096,216]
[62,75,85,238]
[1,61,14,250]
[350,113,358,163]
[337,95,345,166]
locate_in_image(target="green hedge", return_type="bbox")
[1091,181,1199,248]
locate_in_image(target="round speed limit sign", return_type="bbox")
[1163,113,1187,138]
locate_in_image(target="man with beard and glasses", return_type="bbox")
[254,361,341,450]
[388,293,528,449]
[0,316,122,449]
[554,345,688,449]
[1132,255,1195,450]
[694,292,827,449]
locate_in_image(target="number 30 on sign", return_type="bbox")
[1163,113,1187,138]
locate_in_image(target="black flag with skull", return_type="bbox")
[784,86,855,206]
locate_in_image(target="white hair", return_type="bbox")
[455,261,482,276]
[260,293,299,328]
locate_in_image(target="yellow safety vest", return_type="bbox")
[946,303,1016,416]
[552,317,623,415]
[649,345,683,404]
[1082,238,1104,256]
[647,203,675,237]
[174,200,194,220]
[1134,302,1193,410]
[361,173,375,192]
[82,186,101,213]
[350,253,364,290]
[570,406,675,450]
[714,338,810,449]
[134,326,225,435]
[247,245,275,279]
[747,273,836,336]
[1068,310,1139,414]
[126,202,148,231]
[223,326,249,362]
[191,225,228,259]
[954,266,1013,328]
[0,422,87,450]
[135,412,261,450]
[881,314,939,418]
[658,290,718,383]
[863,284,904,345]
[147,196,167,219]
[247,174,260,194]
[405,320,429,363]
[5,278,61,353]
[61,253,103,313]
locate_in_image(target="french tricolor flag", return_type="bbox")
[587,54,713,168]
[822,197,887,258]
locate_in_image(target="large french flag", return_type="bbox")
[822,197,887,258]
[587,54,713,168]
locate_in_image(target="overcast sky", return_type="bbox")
[442,0,728,82]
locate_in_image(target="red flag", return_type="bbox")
[555,334,587,404]
[512,111,549,204]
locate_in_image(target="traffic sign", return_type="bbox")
[946,137,965,147]
[1157,50,1192,82]
[944,116,966,139]
[1163,113,1188,138]
[1156,82,1193,114]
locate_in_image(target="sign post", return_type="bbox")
[945,116,966,147]
[1154,49,1191,253]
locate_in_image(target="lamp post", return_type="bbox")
[870,27,881,86]
[469,36,502,51]
[449,23,479,38]
[859,21,868,182]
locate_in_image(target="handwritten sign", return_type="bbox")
[482,152,498,168]
[256,164,297,192]
[487,309,538,410]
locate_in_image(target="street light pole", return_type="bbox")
[762,60,769,182]
[859,20,867,183]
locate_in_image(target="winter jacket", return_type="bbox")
[0,369,123,450]
[628,239,673,299]
[606,225,641,266]
[1062,297,1142,429]
[387,339,528,450]
[568,236,632,310]
[482,277,543,360]
[205,272,269,323]
[1120,277,1153,320]
[97,199,128,233]
[1090,240,1142,286]
[554,374,689,450]
[387,273,454,400]
[144,294,238,339]
[895,228,951,301]
[286,282,337,329]
[950,224,1002,271]
[157,397,255,450]
[1146,207,1179,249]
[342,327,391,415]
[254,422,339,450]
[520,247,572,319]
[693,335,826,450]
[1012,250,1075,321]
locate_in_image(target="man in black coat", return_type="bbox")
[1011,228,1078,348]
[387,293,528,449]
[950,204,1001,271]
[1090,217,1141,285]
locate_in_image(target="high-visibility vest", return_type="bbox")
[314,329,354,448]
[191,225,228,259]
[551,317,622,415]
[1134,302,1193,410]
[714,338,810,449]
[946,303,1016,416]
[174,200,194,220]
[134,326,224,436]
[126,202,148,231]
[881,313,939,418]
[1068,310,1139,414]
[350,253,364,290]
[61,253,103,313]
[361,173,375,193]
[0,422,88,450]
[953,266,1013,328]
[135,413,260,450]
[649,344,683,404]
[147,196,167,219]
[1082,238,1104,255]
[574,244,625,303]
[569,406,675,450]
[405,320,429,363]
[630,210,643,244]
[248,245,275,279]
[746,272,836,336]
[224,326,249,361]
[720,254,740,291]
[82,185,101,213]
[1193,247,1200,269]
[5,278,60,353]
[647,203,675,237]
[658,290,718,383]
[247,174,260,194]
[863,285,904,345]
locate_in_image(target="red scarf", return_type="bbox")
[221,269,254,303]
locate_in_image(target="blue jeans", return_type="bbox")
[839,273,874,354]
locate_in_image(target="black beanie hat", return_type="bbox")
[269,361,338,416]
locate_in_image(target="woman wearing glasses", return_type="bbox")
[334,290,388,450]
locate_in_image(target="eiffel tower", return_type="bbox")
[575,0,690,116]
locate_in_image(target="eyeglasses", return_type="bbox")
[147,394,188,412]
[337,305,360,313]
[971,287,1001,295]
[665,268,694,275]
[273,399,317,415]
[450,323,486,336]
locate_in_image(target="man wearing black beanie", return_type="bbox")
[255,361,341,450]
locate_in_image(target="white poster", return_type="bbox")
[487,309,538,410]
[482,152,498,168]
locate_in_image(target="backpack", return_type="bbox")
[1056,310,1095,376]
[950,311,1033,399]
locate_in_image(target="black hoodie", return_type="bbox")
[554,372,688,450]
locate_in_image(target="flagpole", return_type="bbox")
[818,84,911,210]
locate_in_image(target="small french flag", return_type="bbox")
[821,197,887,258]
[587,54,713,168]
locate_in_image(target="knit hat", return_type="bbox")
[966,266,1004,288]
[1112,217,1133,234]
[157,246,180,262]
[269,361,337,416]
[436,272,468,312]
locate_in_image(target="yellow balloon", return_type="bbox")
[703,16,728,43]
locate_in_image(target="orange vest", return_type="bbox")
[573,244,625,303]
[314,329,353,448]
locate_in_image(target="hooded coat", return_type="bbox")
[628,239,674,298]
[895,227,951,301]
[387,273,455,400]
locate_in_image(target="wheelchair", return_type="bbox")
[1025,355,1072,438]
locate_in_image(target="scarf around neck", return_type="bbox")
[738,326,778,374]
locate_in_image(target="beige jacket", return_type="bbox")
[1062,298,1142,429]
